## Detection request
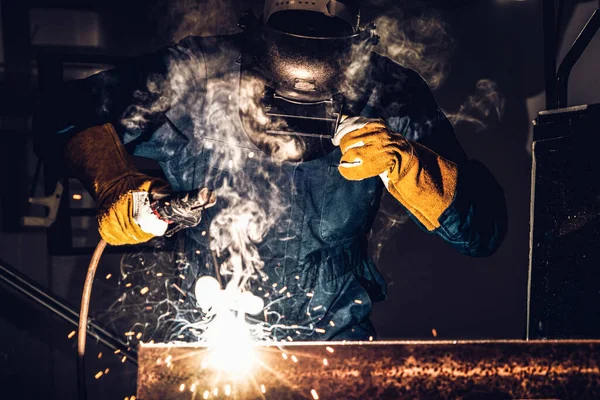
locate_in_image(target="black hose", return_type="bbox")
[77,239,107,400]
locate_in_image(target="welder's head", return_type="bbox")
[263,0,360,37]
[248,0,370,103]
[238,0,376,162]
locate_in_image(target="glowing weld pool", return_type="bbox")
[137,340,600,399]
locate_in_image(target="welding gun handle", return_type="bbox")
[151,188,216,237]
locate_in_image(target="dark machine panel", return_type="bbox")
[528,104,600,339]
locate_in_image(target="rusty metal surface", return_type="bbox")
[137,340,600,399]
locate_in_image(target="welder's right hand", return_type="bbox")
[64,123,172,246]
[96,173,172,245]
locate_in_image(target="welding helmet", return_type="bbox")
[238,1,378,162]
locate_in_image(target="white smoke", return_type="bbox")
[373,6,454,91]
[446,79,505,130]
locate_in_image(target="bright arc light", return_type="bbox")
[202,309,259,378]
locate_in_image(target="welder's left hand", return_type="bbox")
[333,117,459,231]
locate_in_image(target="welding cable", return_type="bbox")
[77,239,107,400]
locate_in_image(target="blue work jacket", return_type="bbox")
[39,34,507,341]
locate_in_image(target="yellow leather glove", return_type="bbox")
[333,117,458,231]
[64,123,172,245]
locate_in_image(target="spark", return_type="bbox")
[165,355,173,363]
[95,371,103,379]
[179,384,185,392]
[311,389,319,399]
[172,283,187,296]
[329,321,335,327]
[326,346,334,353]
[136,332,142,340]
[97,352,103,359]
[156,272,163,277]
[72,194,82,200]
[354,299,363,304]
[272,283,278,288]
[125,283,132,288]
[140,287,149,295]
[432,328,438,337]
[261,384,266,393]
[291,355,298,363]
[131,397,136,400]
[67,330,76,339]
[114,349,121,354]
[248,152,255,158]
[124,331,135,337]
[278,286,287,294]
[225,384,231,396]
[315,328,326,334]
[179,274,186,280]
[307,292,314,297]
[121,356,127,363]
[369,336,374,342]
[213,388,219,396]
[105,273,112,279]
[190,383,197,392]
[281,353,288,360]
[203,390,209,399]
[313,305,322,311]
[323,358,328,366]
[295,275,300,280]
[104,368,110,374]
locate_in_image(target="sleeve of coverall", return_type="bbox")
[378,61,507,257]
[33,36,203,173]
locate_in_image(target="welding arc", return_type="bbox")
[77,239,107,400]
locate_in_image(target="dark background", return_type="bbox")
[1,0,599,398]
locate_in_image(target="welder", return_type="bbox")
[34,0,507,341]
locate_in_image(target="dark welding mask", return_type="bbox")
[238,1,378,162]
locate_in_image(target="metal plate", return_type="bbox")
[138,340,600,399]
